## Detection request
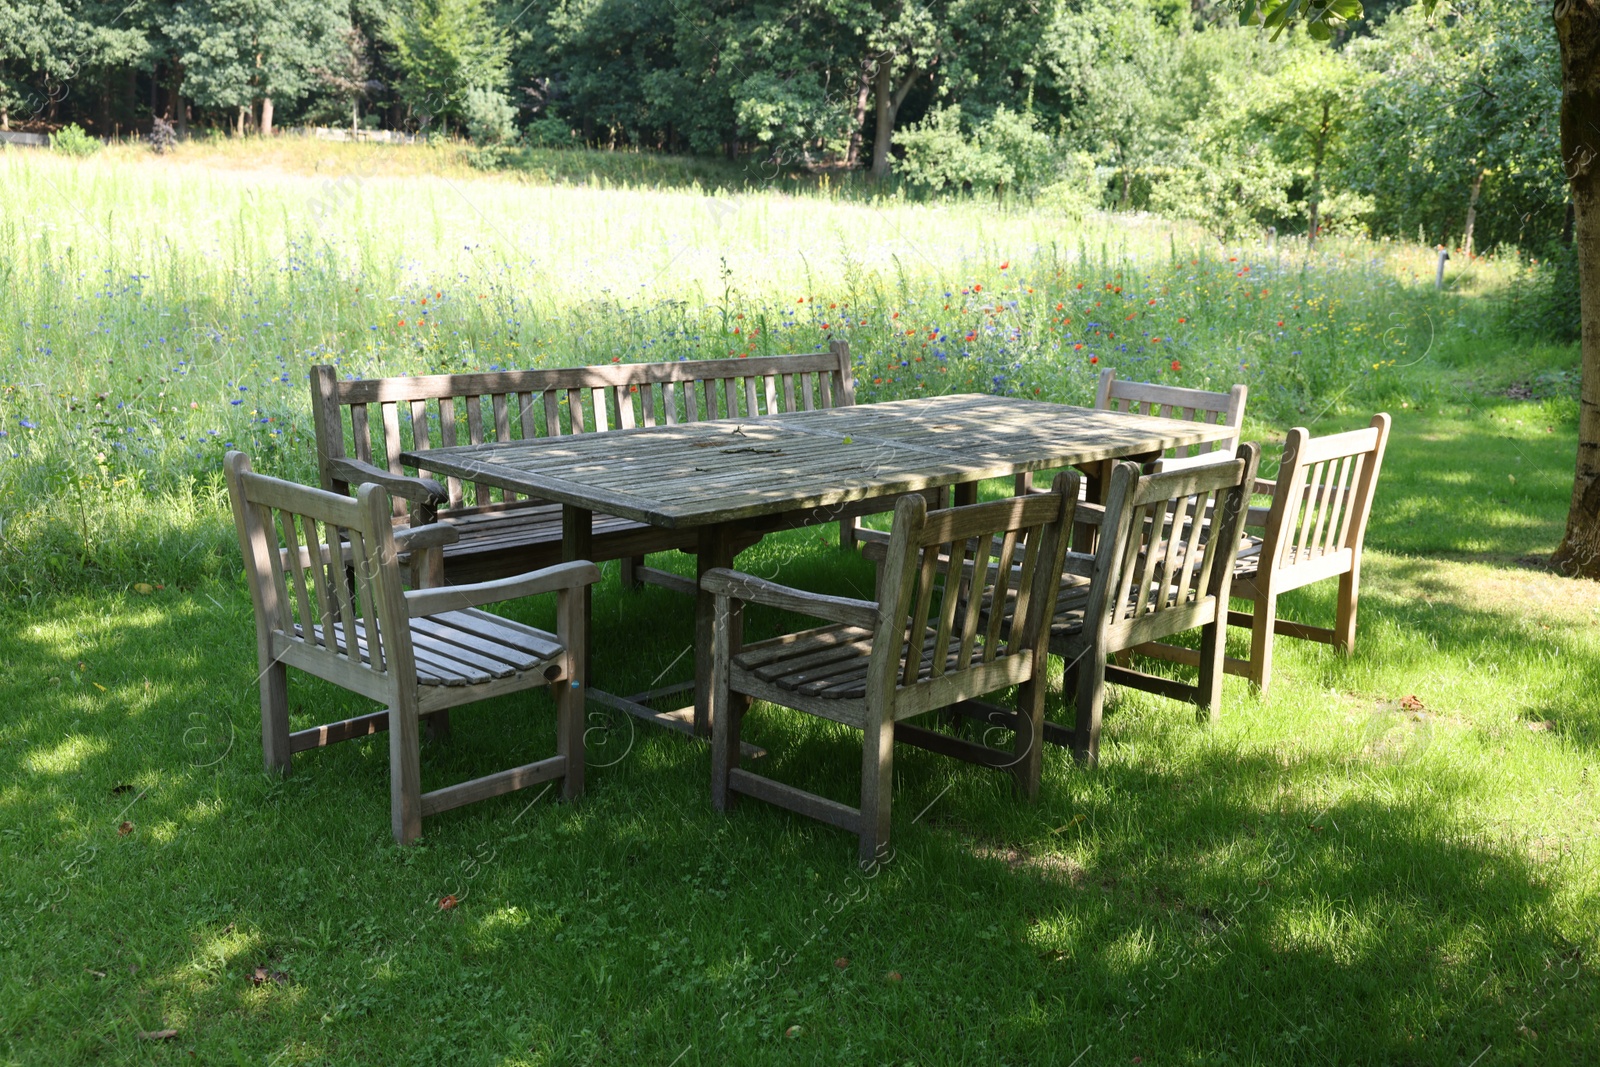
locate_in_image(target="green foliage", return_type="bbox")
[463,85,517,145]
[896,105,1052,196]
[387,0,510,131]
[49,123,100,156]
[1496,241,1581,344]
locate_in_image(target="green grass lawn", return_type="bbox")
[1,146,1596,1064]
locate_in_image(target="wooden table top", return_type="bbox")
[399,394,1236,528]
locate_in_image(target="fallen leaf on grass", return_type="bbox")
[118,821,134,836]
[834,957,849,969]
[1527,720,1556,733]
[86,968,106,979]
[132,583,154,595]
[93,682,107,692]
[885,971,903,982]
[137,1029,178,1041]
[438,894,459,910]
[1400,694,1426,711]
[251,967,288,986]
[109,784,134,795]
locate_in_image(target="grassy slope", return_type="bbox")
[0,147,1596,1065]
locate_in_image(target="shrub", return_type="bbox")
[463,87,518,147]
[50,123,101,157]
[149,117,176,155]
[896,105,1052,197]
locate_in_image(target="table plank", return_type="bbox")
[400,395,1234,528]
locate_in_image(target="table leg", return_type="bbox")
[695,523,741,737]
[562,505,593,681]
[953,481,979,507]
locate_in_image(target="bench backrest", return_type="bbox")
[311,343,853,511]
[1095,368,1247,464]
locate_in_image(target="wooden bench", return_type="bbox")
[311,345,878,588]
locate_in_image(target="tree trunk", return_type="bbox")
[1308,100,1330,250]
[260,96,274,137]
[846,61,872,168]
[1463,166,1486,258]
[1553,0,1600,579]
[237,105,247,137]
[1,103,8,131]
[352,99,359,137]
[870,54,918,181]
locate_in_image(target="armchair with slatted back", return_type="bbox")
[704,474,1079,866]
[1038,444,1260,767]
[224,451,597,844]
[1223,414,1389,695]
[1016,369,1248,498]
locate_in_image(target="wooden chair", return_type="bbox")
[224,451,597,844]
[1016,369,1248,496]
[704,474,1080,866]
[1220,414,1390,695]
[1040,444,1261,767]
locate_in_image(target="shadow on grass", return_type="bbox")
[1,530,1595,1063]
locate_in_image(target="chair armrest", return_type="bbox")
[329,457,448,506]
[393,522,460,555]
[1073,502,1105,526]
[406,560,601,617]
[700,568,880,630]
[860,541,890,565]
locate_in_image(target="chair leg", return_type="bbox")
[260,659,291,775]
[557,586,587,801]
[389,695,423,845]
[1071,654,1107,766]
[710,596,739,812]
[1333,569,1359,654]
[620,554,645,590]
[557,680,585,802]
[858,703,895,868]
[1195,618,1225,724]
[1249,593,1277,696]
[1013,671,1046,800]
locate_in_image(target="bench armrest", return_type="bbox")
[406,560,601,617]
[329,457,448,507]
[700,568,880,630]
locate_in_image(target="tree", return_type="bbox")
[1552,0,1600,578]
[1257,0,1596,578]
[386,0,511,133]
[167,0,346,135]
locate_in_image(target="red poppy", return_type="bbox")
[1089,355,1098,364]
[1171,360,1181,371]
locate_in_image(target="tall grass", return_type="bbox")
[0,146,1530,596]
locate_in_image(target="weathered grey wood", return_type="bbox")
[223,450,598,844]
[1032,446,1261,767]
[309,348,863,590]
[705,475,1077,864]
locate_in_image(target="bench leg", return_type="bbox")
[620,554,646,590]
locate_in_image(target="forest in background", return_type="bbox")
[1,2,1569,260]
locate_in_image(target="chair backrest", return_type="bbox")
[1084,444,1262,650]
[1095,368,1247,464]
[872,473,1079,705]
[311,343,854,512]
[1260,414,1391,583]
[224,451,411,690]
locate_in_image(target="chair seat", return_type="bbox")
[431,501,658,558]
[301,608,564,688]
[733,623,993,701]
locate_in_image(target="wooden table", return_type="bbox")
[401,393,1235,738]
